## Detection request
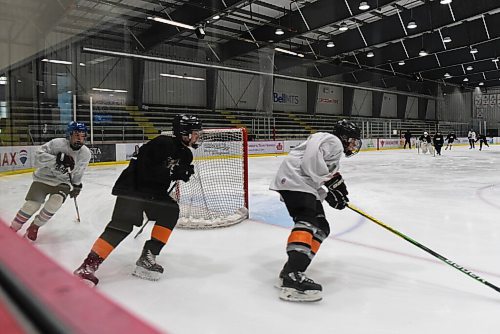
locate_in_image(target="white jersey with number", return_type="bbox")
[269,132,344,200]
[33,138,91,186]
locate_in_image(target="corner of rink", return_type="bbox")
[0,219,164,334]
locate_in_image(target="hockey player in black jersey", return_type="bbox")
[270,120,362,302]
[74,115,202,286]
[476,133,490,151]
[445,132,456,150]
[433,131,444,155]
[418,132,434,155]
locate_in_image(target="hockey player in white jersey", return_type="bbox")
[270,120,361,302]
[10,122,91,241]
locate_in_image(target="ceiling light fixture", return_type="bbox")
[466,66,473,71]
[419,49,428,57]
[275,28,284,35]
[327,41,335,48]
[479,82,484,86]
[440,0,452,4]
[367,51,374,58]
[92,88,128,92]
[339,22,348,31]
[274,47,303,58]
[407,20,417,29]
[470,47,478,54]
[160,73,205,81]
[147,16,195,30]
[493,58,499,62]
[41,58,72,65]
[398,60,405,65]
[444,73,451,78]
[359,1,370,10]
[463,78,469,82]
[212,15,220,20]
[443,36,452,43]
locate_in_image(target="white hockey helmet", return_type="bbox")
[424,131,428,135]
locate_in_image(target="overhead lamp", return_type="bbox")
[339,22,348,31]
[160,73,205,81]
[440,0,452,4]
[274,47,303,58]
[407,20,417,29]
[444,73,451,78]
[79,62,86,66]
[493,58,499,63]
[212,15,220,20]
[327,41,335,48]
[443,36,452,43]
[41,58,72,65]
[479,82,484,86]
[418,49,428,57]
[466,66,473,71]
[147,16,195,30]
[92,87,128,92]
[275,28,284,35]
[359,1,370,10]
[367,51,374,58]
[195,26,205,39]
[463,78,469,82]
[398,60,405,65]
[470,47,478,54]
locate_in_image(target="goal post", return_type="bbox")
[172,127,249,229]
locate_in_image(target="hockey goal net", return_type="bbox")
[171,127,249,229]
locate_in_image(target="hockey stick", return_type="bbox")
[67,171,81,223]
[133,182,178,239]
[347,203,500,294]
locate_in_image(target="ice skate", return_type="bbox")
[279,271,322,302]
[132,248,164,281]
[10,221,23,232]
[74,252,103,287]
[24,223,39,241]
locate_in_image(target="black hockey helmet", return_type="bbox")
[332,119,362,157]
[172,114,203,137]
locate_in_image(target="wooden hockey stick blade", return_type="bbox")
[347,203,500,294]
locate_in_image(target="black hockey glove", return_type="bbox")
[324,174,349,210]
[70,183,82,198]
[56,152,75,173]
[171,164,195,182]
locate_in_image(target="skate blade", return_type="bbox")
[279,287,322,302]
[81,279,97,288]
[132,266,162,281]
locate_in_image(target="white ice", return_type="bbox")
[1,145,500,334]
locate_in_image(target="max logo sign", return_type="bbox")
[0,149,29,166]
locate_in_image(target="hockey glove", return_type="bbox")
[324,173,349,210]
[70,183,82,198]
[56,152,75,173]
[171,164,195,182]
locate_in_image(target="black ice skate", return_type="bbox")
[132,248,164,281]
[279,271,322,302]
[24,223,39,241]
[74,252,103,287]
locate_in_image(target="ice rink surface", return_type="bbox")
[1,145,500,334]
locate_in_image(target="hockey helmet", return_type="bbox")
[66,121,87,150]
[424,131,428,135]
[332,119,362,157]
[172,114,202,137]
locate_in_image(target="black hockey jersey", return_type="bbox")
[419,134,432,143]
[446,133,456,143]
[433,134,444,146]
[112,135,193,200]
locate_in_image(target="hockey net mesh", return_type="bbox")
[170,128,248,229]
